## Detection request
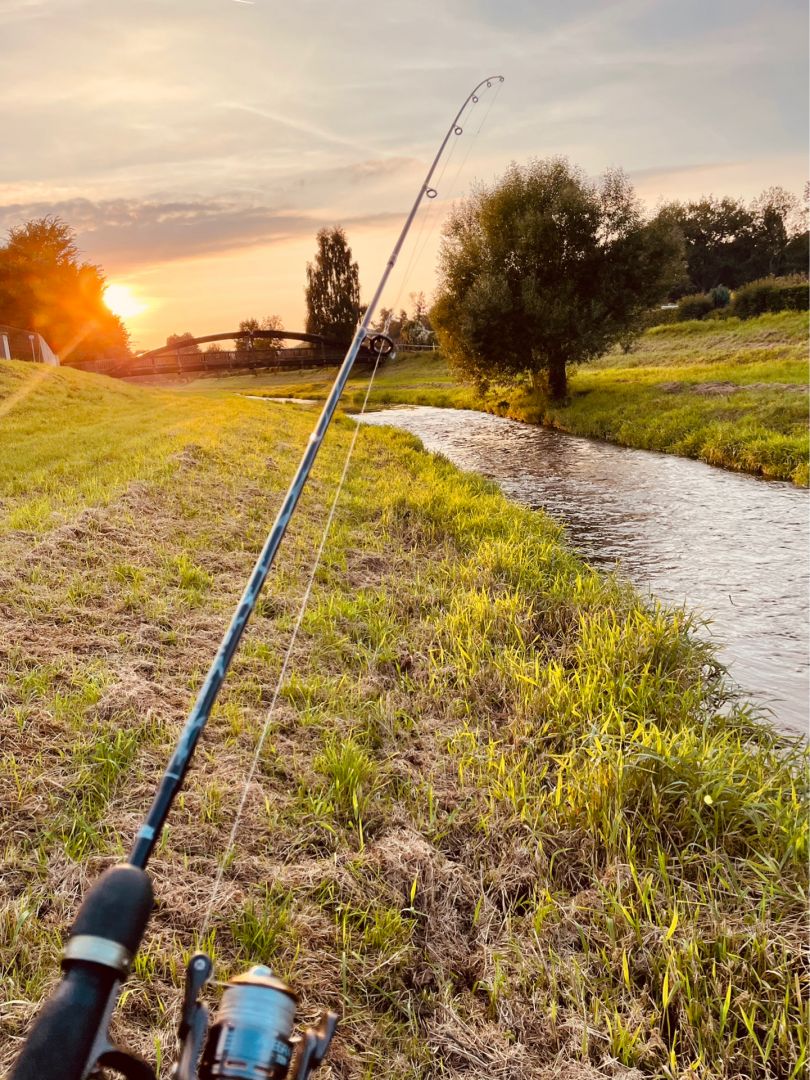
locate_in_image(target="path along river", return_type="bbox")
[357,406,809,737]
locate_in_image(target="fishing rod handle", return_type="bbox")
[9,864,154,1080]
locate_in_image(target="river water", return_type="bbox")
[358,406,809,737]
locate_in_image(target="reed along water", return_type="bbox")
[359,406,809,737]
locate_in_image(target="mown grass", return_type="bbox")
[0,358,807,1079]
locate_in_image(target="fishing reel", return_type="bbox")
[8,865,336,1080]
[173,953,337,1080]
[357,332,395,365]
[86,954,336,1080]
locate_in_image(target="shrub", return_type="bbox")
[676,293,714,321]
[709,284,731,308]
[732,275,809,319]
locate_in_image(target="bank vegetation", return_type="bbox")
[0,360,806,1078]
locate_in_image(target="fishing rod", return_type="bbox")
[8,74,504,1080]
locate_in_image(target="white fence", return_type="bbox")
[0,324,60,365]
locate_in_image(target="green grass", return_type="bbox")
[496,312,809,486]
[179,349,476,412]
[197,313,808,485]
[0,358,807,1078]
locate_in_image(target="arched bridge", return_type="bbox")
[67,329,395,380]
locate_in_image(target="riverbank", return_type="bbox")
[216,311,808,486]
[1,359,807,1078]
[496,312,809,486]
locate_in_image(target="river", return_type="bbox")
[358,406,809,737]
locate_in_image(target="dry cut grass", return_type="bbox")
[0,359,807,1079]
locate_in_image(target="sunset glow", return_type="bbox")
[2,0,806,350]
[103,283,147,320]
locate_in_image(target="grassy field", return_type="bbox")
[501,313,809,486]
[208,312,809,485]
[0,359,807,1079]
[177,350,477,412]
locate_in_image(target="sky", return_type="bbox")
[0,0,807,351]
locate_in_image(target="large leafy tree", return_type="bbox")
[432,158,682,399]
[304,227,360,344]
[0,216,129,362]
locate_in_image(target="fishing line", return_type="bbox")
[199,344,386,939]
[199,82,507,935]
[197,90,498,940]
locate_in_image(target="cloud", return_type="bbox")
[0,194,403,270]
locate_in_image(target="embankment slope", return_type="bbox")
[1,360,806,1078]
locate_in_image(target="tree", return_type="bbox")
[750,186,805,278]
[654,197,758,293]
[235,315,284,357]
[655,188,809,293]
[432,158,682,399]
[166,332,200,354]
[304,227,360,343]
[400,292,434,345]
[0,215,129,363]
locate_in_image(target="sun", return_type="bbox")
[104,283,147,319]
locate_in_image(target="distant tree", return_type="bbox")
[785,183,810,274]
[0,215,129,362]
[236,315,284,357]
[166,332,200,354]
[410,291,429,323]
[750,186,804,278]
[656,187,808,293]
[304,227,360,343]
[432,158,682,399]
[399,292,433,345]
[374,306,393,333]
[655,197,757,293]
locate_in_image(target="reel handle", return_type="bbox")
[9,865,154,1080]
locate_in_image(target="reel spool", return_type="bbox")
[175,955,337,1080]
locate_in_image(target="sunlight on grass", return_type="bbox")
[0,354,806,1077]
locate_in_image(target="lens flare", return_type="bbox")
[103,283,147,319]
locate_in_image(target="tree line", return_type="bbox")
[432,158,808,399]
[3,170,805,386]
[659,186,808,296]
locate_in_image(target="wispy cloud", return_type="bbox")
[0,195,403,270]
[1,0,806,345]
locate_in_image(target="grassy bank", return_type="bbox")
[212,312,808,485]
[181,350,476,412]
[1,359,807,1079]
[498,313,809,486]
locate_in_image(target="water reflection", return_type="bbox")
[359,406,809,736]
